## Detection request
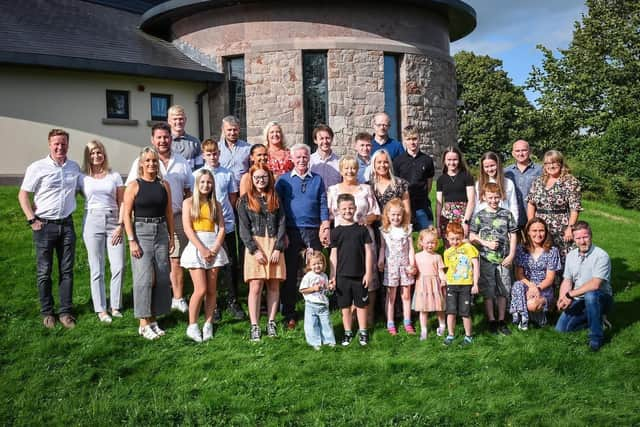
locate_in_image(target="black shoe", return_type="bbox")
[341,332,354,346]
[498,321,512,336]
[488,321,498,335]
[228,301,246,320]
[213,308,222,323]
[358,330,369,346]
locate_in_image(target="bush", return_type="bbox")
[611,176,640,210]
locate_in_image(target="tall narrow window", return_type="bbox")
[302,52,328,147]
[384,54,401,140]
[227,56,247,139]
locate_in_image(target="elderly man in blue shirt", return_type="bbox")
[276,143,330,329]
[556,221,613,352]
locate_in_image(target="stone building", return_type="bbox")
[0,0,475,179]
[142,0,476,159]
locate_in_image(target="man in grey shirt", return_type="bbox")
[168,105,202,171]
[556,221,613,351]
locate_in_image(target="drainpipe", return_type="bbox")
[196,87,208,141]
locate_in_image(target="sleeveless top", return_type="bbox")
[192,202,216,232]
[133,178,167,218]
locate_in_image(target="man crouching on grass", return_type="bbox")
[556,221,613,352]
[329,193,374,347]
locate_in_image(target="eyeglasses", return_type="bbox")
[253,175,269,181]
[374,123,390,128]
[301,181,307,193]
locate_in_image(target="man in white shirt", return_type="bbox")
[126,123,193,312]
[18,129,81,329]
[309,124,341,190]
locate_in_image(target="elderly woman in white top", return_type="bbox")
[327,155,381,327]
[474,151,519,224]
[80,140,126,323]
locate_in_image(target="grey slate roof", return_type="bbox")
[0,0,222,82]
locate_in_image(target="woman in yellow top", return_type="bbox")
[180,169,228,342]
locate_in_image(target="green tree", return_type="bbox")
[454,51,536,165]
[527,0,640,150]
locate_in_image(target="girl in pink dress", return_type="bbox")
[412,226,447,340]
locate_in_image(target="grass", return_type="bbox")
[0,187,639,426]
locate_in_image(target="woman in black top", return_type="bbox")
[123,146,174,340]
[436,146,475,244]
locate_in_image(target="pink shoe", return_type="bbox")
[387,325,398,336]
[404,324,416,335]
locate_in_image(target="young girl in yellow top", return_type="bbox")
[180,169,228,342]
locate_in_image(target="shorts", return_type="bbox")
[335,275,369,309]
[478,259,512,298]
[445,285,472,317]
[169,212,188,258]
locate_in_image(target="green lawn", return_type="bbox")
[1,188,638,426]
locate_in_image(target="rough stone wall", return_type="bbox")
[327,49,384,156]
[401,53,458,170]
[244,50,304,145]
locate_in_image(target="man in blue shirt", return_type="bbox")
[370,112,404,160]
[504,139,542,229]
[218,115,251,188]
[556,221,613,351]
[276,143,330,329]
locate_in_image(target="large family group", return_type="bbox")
[18,108,613,351]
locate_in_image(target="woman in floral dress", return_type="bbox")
[369,149,410,214]
[527,150,582,262]
[263,121,293,179]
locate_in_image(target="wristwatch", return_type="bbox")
[27,217,37,226]
[565,292,574,301]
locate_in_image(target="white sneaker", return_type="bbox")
[186,323,203,343]
[139,325,159,340]
[436,325,445,337]
[172,298,188,313]
[150,322,165,336]
[202,322,214,341]
[98,312,112,323]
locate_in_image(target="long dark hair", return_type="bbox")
[523,217,553,252]
[441,146,469,175]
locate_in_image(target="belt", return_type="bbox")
[536,208,568,215]
[37,215,72,225]
[134,216,166,223]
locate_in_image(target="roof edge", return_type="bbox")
[0,51,223,82]
[140,0,476,42]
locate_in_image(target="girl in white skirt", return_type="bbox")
[181,169,228,342]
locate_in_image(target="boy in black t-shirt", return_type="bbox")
[329,193,374,346]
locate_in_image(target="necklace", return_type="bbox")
[448,172,458,182]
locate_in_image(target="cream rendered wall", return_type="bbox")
[0,66,210,176]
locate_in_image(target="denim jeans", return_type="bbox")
[33,218,76,316]
[131,220,171,318]
[282,227,321,320]
[413,205,434,232]
[82,209,125,312]
[304,302,336,346]
[555,290,613,345]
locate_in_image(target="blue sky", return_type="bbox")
[451,0,587,103]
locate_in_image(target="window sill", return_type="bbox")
[102,118,138,126]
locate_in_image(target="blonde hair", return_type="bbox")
[370,149,397,187]
[137,146,162,180]
[190,169,218,222]
[305,250,326,272]
[338,154,359,174]
[168,105,185,117]
[83,140,111,175]
[418,226,438,247]
[542,150,571,183]
[263,121,287,148]
[381,198,410,232]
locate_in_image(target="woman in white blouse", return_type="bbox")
[80,140,126,323]
[474,151,519,224]
[327,155,380,327]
